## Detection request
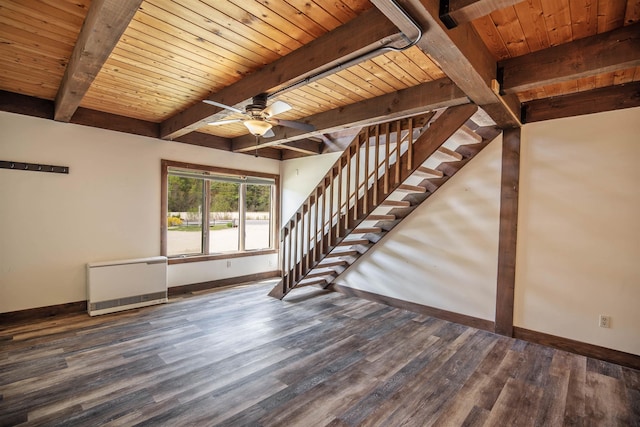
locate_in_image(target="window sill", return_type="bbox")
[167,249,278,265]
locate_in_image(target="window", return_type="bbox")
[161,160,278,262]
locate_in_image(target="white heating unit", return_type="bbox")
[87,256,168,316]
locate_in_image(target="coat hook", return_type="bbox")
[1,160,69,174]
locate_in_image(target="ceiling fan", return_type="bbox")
[204,94,314,137]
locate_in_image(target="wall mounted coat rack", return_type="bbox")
[0,160,69,174]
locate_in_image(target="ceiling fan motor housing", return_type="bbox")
[246,93,269,116]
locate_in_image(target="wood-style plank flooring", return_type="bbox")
[1,280,639,426]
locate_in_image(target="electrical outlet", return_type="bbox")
[599,315,611,328]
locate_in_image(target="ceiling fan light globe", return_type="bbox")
[244,119,273,136]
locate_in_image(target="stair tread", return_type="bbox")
[337,238,370,246]
[453,125,483,145]
[318,259,349,268]
[352,227,383,234]
[325,249,359,258]
[414,166,444,178]
[305,269,338,278]
[397,184,427,193]
[380,200,411,207]
[298,278,327,287]
[366,214,396,221]
[437,147,463,161]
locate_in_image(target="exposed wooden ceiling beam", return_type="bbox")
[174,132,286,159]
[174,133,233,152]
[54,0,143,122]
[231,77,468,152]
[280,140,324,155]
[500,23,640,94]
[160,8,404,141]
[372,0,520,129]
[439,0,522,29]
[1,90,53,120]
[522,82,640,123]
[280,150,317,160]
[249,148,284,160]
[72,108,159,138]
[1,90,161,138]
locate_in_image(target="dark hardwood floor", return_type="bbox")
[1,280,638,426]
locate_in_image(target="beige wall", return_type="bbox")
[0,112,279,313]
[515,107,640,355]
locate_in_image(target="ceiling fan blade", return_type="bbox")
[263,128,275,138]
[263,100,291,117]
[270,118,315,132]
[202,99,244,115]
[208,119,243,126]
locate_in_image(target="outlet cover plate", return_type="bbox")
[599,315,611,328]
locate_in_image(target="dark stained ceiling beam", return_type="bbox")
[178,134,283,160]
[160,8,405,141]
[54,0,143,122]
[174,133,233,152]
[500,23,640,94]
[372,0,521,129]
[231,77,468,152]
[251,148,285,160]
[174,132,286,159]
[1,90,53,120]
[1,90,160,138]
[439,0,522,29]
[71,107,159,138]
[522,82,640,123]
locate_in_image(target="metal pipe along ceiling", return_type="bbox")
[268,0,423,100]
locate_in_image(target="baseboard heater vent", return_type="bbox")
[87,256,167,316]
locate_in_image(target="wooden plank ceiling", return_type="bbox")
[1,0,639,159]
[472,0,640,102]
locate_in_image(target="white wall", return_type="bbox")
[515,107,640,355]
[335,136,503,321]
[0,112,279,313]
[280,151,341,222]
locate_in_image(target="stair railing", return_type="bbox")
[279,114,434,294]
[272,104,482,299]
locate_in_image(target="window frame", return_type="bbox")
[161,159,279,265]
